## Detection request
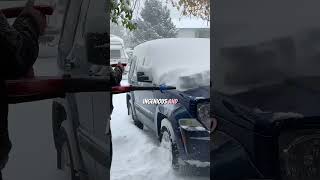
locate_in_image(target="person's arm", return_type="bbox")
[110,63,124,85]
[92,63,124,85]
[0,9,43,79]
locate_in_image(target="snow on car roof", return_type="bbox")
[134,38,210,90]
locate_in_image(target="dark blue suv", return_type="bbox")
[126,38,210,172]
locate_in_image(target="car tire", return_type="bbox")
[59,129,77,180]
[129,104,144,129]
[160,126,180,170]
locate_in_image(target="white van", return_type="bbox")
[110,34,128,65]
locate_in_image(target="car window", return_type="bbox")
[58,0,83,61]
[111,50,121,59]
[84,0,108,65]
[142,57,146,66]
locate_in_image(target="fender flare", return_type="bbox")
[154,104,183,138]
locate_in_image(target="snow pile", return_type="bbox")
[134,38,210,91]
[110,90,209,180]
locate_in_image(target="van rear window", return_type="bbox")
[110,50,121,58]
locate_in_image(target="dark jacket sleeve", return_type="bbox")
[0,11,40,80]
[0,11,40,164]
[109,66,123,115]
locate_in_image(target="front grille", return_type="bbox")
[279,130,320,180]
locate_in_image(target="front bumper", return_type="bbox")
[179,127,210,165]
[211,130,263,180]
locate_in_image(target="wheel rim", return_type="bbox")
[161,131,174,166]
[61,142,72,179]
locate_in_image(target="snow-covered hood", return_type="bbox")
[179,86,210,99]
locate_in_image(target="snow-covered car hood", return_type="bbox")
[180,86,210,100]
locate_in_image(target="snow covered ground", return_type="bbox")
[110,89,210,180]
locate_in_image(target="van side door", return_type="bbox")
[62,0,98,179]
[83,0,112,179]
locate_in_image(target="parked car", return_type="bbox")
[126,38,210,173]
[212,31,320,179]
[52,0,113,180]
[110,34,128,65]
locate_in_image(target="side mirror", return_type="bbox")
[137,72,152,83]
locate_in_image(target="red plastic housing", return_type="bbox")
[2,5,54,18]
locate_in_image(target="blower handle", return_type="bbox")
[2,5,54,18]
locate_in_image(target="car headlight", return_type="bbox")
[197,102,211,130]
[279,130,320,180]
[179,118,207,131]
